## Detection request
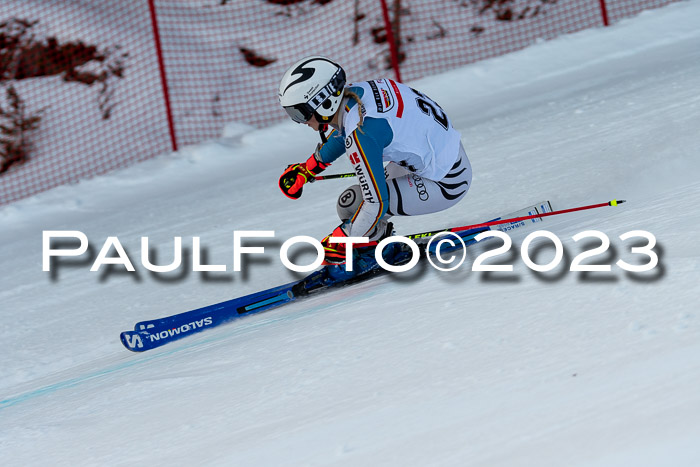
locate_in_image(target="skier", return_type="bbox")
[278,56,472,271]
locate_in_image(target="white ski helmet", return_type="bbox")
[278,56,346,123]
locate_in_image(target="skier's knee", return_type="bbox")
[336,185,363,222]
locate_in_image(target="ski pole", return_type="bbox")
[404,199,626,242]
[313,172,356,181]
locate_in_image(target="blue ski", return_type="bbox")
[120,201,552,352]
[120,258,395,352]
[131,281,299,332]
[120,282,300,352]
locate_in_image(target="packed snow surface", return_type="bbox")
[1,2,699,465]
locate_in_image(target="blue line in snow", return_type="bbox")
[0,287,370,411]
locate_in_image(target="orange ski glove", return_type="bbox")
[279,153,330,200]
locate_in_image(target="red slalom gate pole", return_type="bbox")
[379,0,403,82]
[598,0,610,26]
[148,0,177,152]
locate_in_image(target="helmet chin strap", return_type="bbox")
[319,124,329,144]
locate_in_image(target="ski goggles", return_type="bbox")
[283,68,346,123]
[283,102,317,124]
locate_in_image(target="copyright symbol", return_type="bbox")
[426,232,467,271]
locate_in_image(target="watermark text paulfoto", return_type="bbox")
[42,229,658,275]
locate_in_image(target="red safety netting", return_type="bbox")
[605,0,680,23]
[0,0,680,206]
[1,0,172,205]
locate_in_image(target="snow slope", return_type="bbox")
[1,1,700,465]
